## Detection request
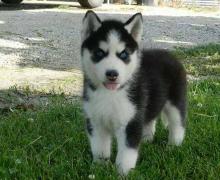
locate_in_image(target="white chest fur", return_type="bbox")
[84,88,136,131]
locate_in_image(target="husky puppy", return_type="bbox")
[81,11,187,175]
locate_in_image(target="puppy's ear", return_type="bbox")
[81,10,102,42]
[124,13,143,44]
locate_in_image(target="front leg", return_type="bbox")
[86,119,111,162]
[116,120,142,175]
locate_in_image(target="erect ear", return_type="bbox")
[81,10,102,42]
[124,13,143,44]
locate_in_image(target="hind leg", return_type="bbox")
[143,119,156,142]
[163,101,185,146]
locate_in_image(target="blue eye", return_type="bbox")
[94,49,106,61]
[118,50,129,61]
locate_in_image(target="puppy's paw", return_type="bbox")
[116,148,138,175]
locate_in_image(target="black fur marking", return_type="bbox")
[88,82,96,91]
[116,49,131,64]
[92,48,109,63]
[83,87,89,102]
[86,118,93,135]
[127,49,187,132]
[86,77,96,91]
[82,20,138,63]
[126,119,143,148]
[83,77,96,102]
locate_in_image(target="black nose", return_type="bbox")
[106,70,119,81]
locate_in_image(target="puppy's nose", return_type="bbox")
[106,70,119,81]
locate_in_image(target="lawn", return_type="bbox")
[0,44,219,179]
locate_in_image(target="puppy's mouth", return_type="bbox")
[103,82,120,91]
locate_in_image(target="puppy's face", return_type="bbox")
[81,11,143,91]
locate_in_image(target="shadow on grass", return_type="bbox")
[0,87,80,115]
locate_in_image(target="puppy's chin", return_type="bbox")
[103,82,120,91]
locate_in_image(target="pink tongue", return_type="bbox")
[105,83,118,90]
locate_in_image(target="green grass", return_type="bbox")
[0,44,220,179]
